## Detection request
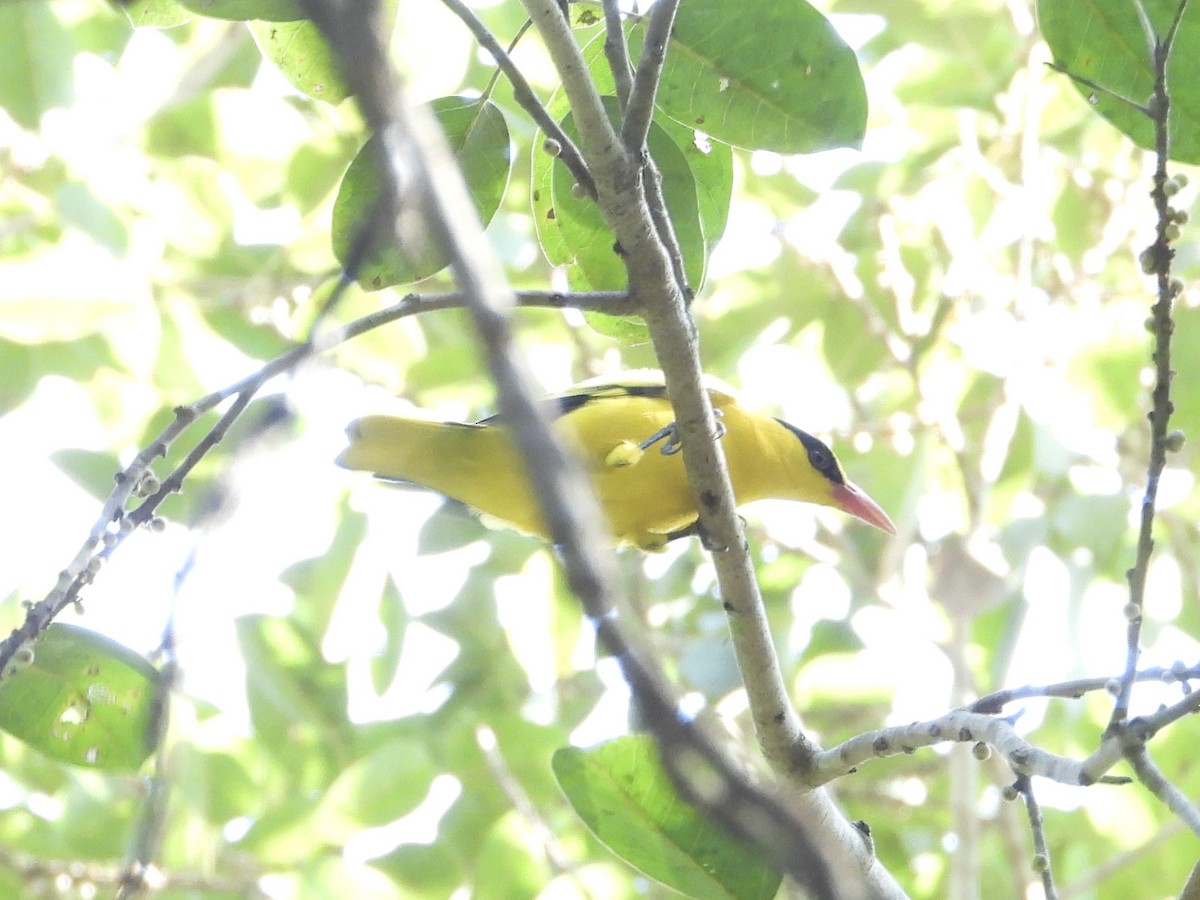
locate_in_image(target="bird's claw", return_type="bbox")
[639,410,726,456]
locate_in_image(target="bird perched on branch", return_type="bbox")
[337,371,896,551]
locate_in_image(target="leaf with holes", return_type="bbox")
[0,624,159,772]
[641,0,867,152]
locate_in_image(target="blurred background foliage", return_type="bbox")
[1,0,1199,897]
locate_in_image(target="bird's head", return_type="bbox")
[773,419,896,535]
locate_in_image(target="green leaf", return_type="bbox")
[249,19,351,104]
[315,736,434,838]
[552,736,782,900]
[236,614,350,759]
[56,182,129,257]
[820,298,885,387]
[279,499,368,640]
[332,97,512,290]
[370,577,409,695]
[645,0,867,152]
[250,0,396,103]
[284,136,360,212]
[1050,493,1130,563]
[1037,0,1200,162]
[417,501,489,554]
[669,127,734,252]
[582,310,652,342]
[0,624,159,772]
[117,0,192,28]
[0,338,36,415]
[145,95,220,159]
[0,0,75,129]
[527,26,637,273]
[49,449,121,501]
[235,792,326,863]
[531,22,732,298]
[373,843,463,896]
[175,0,305,22]
[552,98,707,291]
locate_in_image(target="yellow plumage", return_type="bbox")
[337,372,895,550]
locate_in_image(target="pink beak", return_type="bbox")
[832,481,897,535]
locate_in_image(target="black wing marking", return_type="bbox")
[477,383,670,424]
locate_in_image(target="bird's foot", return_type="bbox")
[660,515,743,552]
[639,410,725,456]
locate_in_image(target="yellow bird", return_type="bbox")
[337,372,896,551]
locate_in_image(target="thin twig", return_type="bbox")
[439,0,597,199]
[1110,0,1190,729]
[1124,744,1200,836]
[1015,774,1058,900]
[1127,679,1200,736]
[116,611,180,899]
[641,162,691,298]
[619,0,676,152]
[601,0,634,110]
[618,0,691,294]
[1179,858,1200,900]
[971,664,1199,714]
[0,847,266,898]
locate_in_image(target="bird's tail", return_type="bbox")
[337,415,483,483]
[336,414,538,532]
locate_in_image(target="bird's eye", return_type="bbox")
[807,445,832,471]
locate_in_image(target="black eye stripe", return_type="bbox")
[774,419,845,485]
